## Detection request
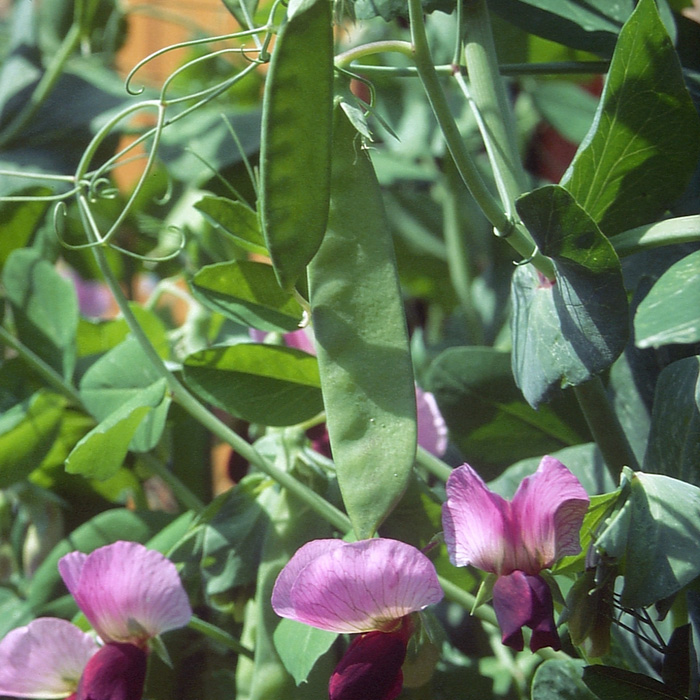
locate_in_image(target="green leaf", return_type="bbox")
[531,659,598,700]
[200,474,272,595]
[583,666,685,700]
[0,391,66,487]
[273,618,337,686]
[426,346,587,471]
[308,107,417,539]
[80,337,171,452]
[2,248,78,379]
[561,0,700,235]
[194,196,268,256]
[351,0,463,21]
[183,343,323,426]
[512,185,628,407]
[634,250,700,348]
[66,379,168,480]
[259,0,333,292]
[0,191,51,269]
[643,357,700,486]
[488,0,634,55]
[596,468,700,607]
[191,260,304,333]
[532,81,600,145]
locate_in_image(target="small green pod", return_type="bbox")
[259,0,333,293]
[308,106,417,540]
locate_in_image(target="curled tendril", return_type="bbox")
[88,177,119,202]
[514,243,540,266]
[125,28,269,96]
[109,224,186,264]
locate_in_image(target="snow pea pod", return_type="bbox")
[259,0,333,293]
[308,106,417,540]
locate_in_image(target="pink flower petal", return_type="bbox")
[0,618,98,698]
[442,465,516,575]
[59,541,191,644]
[416,387,448,457]
[510,456,589,571]
[492,572,561,652]
[272,539,443,633]
[329,629,407,700]
[75,643,147,700]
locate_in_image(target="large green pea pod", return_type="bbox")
[307,106,417,540]
[258,0,333,293]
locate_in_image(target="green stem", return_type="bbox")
[339,60,609,79]
[612,215,700,256]
[335,41,414,69]
[407,0,555,280]
[574,377,639,480]
[462,0,528,210]
[188,615,255,659]
[0,325,83,406]
[0,24,82,149]
[416,446,453,483]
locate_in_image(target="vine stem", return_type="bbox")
[612,214,700,256]
[574,378,639,479]
[407,0,555,280]
[189,615,254,659]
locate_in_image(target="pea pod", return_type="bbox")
[308,106,417,540]
[259,0,333,293]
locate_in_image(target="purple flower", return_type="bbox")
[442,456,589,651]
[271,538,443,700]
[0,541,191,699]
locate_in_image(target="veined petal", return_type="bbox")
[329,629,407,700]
[58,541,192,645]
[442,465,514,574]
[0,618,98,698]
[416,387,448,458]
[272,539,443,633]
[75,643,147,700]
[510,457,589,572]
[492,572,561,652]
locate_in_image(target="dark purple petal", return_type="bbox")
[492,572,561,652]
[329,629,408,700]
[76,642,147,700]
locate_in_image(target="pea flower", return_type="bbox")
[442,456,589,652]
[0,541,192,700]
[271,538,443,700]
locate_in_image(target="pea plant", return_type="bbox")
[0,0,699,697]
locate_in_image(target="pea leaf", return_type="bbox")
[532,659,598,700]
[194,196,268,256]
[191,260,303,333]
[426,346,587,471]
[183,343,323,426]
[561,0,700,235]
[66,379,168,480]
[511,185,628,407]
[634,250,700,348]
[2,248,78,379]
[643,357,700,487]
[583,666,685,700]
[595,468,700,607]
[0,391,66,487]
[273,618,337,686]
[80,337,171,452]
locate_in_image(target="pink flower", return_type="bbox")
[442,456,589,651]
[271,538,443,700]
[0,541,191,700]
